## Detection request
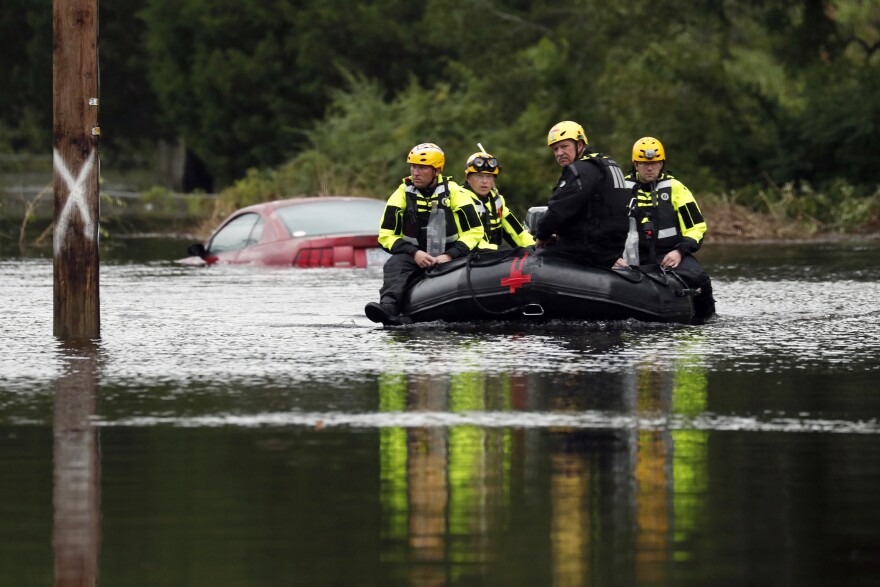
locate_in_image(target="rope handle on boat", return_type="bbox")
[636,264,692,297]
[465,250,532,317]
[663,268,693,297]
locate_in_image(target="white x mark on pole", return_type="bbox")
[54,148,97,256]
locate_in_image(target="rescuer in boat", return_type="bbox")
[624,136,716,322]
[535,121,630,268]
[365,143,485,326]
[461,151,536,250]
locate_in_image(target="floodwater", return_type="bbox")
[2,239,880,586]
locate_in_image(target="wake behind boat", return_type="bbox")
[396,248,694,325]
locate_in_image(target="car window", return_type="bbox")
[208,213,261,253]
[248,217,264,245]
[275,200,385,237]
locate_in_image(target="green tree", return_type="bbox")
[140,0,445,185]
[0,0,52,152]
[99,0,170,167]
[5,0,878,211]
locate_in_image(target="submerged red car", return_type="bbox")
[180,196,389,268]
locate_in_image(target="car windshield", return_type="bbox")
[275,199,384,237]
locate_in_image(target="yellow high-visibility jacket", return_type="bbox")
[378,175,485,258]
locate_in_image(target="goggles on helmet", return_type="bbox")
[469,157,498,173]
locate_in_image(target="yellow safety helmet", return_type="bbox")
[406,143,445,170]
[632,137,666,162]
[465,151,500,175]
[547,121,587,147]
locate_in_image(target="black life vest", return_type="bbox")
[625,173,683,256]
[570,153,631,222]
[464,187,505,246]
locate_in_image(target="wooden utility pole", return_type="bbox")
[53,0,101,339]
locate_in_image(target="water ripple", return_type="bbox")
[95,410,880,434]
[2,254,880,394]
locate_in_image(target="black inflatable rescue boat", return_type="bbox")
[400,248,694,324]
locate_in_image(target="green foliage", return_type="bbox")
[786,180,880,233]
[215,69,560,215]
[100,193,127,211]
[723,179,880,234]
[182,193,214,217]
[219,168,282,209]
[98,0,170,165]
[142,185,174,203]
[800,64,880,186]
[141,185,178,214]
[139,0,443,184]
[0,0,52,152]
[2,0,878,236]
[1,0,163,156]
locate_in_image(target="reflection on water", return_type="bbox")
[379,372,512,585]
[1,241,880,585]
[53,340,100,587]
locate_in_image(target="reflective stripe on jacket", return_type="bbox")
[464,185,536,249]
[624,172,707,255]
[378,175,484,258]
[537,152,630,267]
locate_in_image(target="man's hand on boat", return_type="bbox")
[414,250,453,268]
[661,249,682,269]
[613,251,682,269]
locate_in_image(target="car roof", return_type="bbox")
[238,196,384,215]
